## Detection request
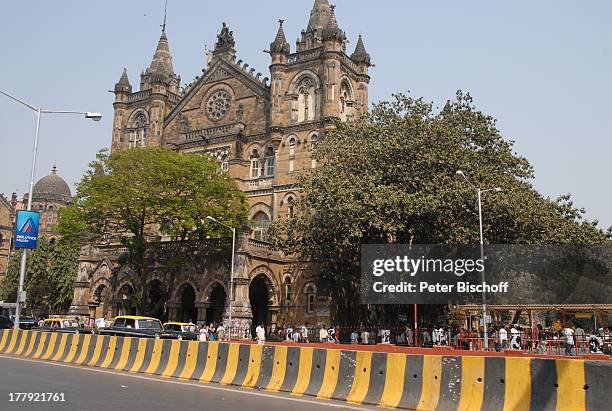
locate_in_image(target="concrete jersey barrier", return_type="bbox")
[1,329,610,410]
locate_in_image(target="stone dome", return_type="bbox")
[32,166,72,203]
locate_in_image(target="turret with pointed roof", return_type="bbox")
[114,68,132,93]
[297,0,333,52]
[351,34,371,66]
[270,20,290,55]
[307,0,331,32]
[148,30,174,75]
[140,29,180,94]
[321,5,345,43]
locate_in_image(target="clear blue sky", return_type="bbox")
[1,0,610,229]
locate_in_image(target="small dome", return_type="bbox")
[32,166,72,203]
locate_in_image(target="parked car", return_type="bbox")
[163,322,199,340]
[38,318,93,334]
[0,316,13,330]
[11,315,36,330]
[99,315,176,339]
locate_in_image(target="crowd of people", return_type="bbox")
[400,323,612,355]
[41,314,612,357]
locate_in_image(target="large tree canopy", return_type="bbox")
[269,92,609,323]
[60,147,248,315]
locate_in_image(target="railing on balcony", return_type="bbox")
[287,47,323,64]
[183,123,245,141]
[246,177,274,190]
[167,92,181,104]
[92,238,230,258]
[247,238,271,251]
[127,90,151,102]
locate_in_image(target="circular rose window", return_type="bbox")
[206,90,231,121]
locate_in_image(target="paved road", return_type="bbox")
[0,355,377,411]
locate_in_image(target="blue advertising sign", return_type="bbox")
[14,210,40,249]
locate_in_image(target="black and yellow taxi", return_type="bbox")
[163,322,199,340]
[99,315,176,339]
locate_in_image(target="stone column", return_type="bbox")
[68,246,98,318]
[167,303,180,322]
[223,227,253,339]
[195,302,209,327]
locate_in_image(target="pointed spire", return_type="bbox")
[322,5,345,42]
[114,68,132,93]
[351,34,371,66]
[149,30,174,75]
[270,19,290,55]
[307,0,331,31]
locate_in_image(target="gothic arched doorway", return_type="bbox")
[147,280,165,321]
[206,283,226,325]
[249,275,270,327]
[92,284,109,319]
[179,284,197,323]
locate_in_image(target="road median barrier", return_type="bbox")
[1,329,610,410]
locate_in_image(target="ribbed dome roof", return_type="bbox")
[32,166,72,203]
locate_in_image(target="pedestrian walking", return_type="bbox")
[510,325,521,350]
[255,323,266,345]
[361,329,369,345]
[199,326,208,342]
[216,323,226,341]
[564,325,575,356]
[301,323,310,343]
[574,326,585,354]
[319,324,328,343]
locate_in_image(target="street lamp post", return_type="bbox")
[455,170,501,350]
[1,89,101,330]
[207,216,236,340]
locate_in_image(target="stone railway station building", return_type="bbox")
[69,0,372,329]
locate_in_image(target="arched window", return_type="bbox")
[288,137,296,172]
[250,149,260,179]
[287,195,296,219]
[128,111,149,148]
[310,133,319,168]
[339,80,354,122]
[252,212,269,241]
[265,147,275,177]
[304,283,317,314]
[291,75,317,123]
[220,154,229,172]
[284,276,293,305]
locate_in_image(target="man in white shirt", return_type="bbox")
[564,326,575,356]
[499,326,508,349]
[255,323,266,345]
[300,323,309,343]
[319,324,328,343]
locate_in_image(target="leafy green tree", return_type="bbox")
[60,147,247,316]
[0,249,21,303]
[0,236,78,316]
[269,92,609,324]
[49,238,80,313]
[23,236,53,313]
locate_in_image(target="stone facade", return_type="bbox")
[70,0,372,328]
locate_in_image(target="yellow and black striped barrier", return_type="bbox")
[1,329,609,410]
